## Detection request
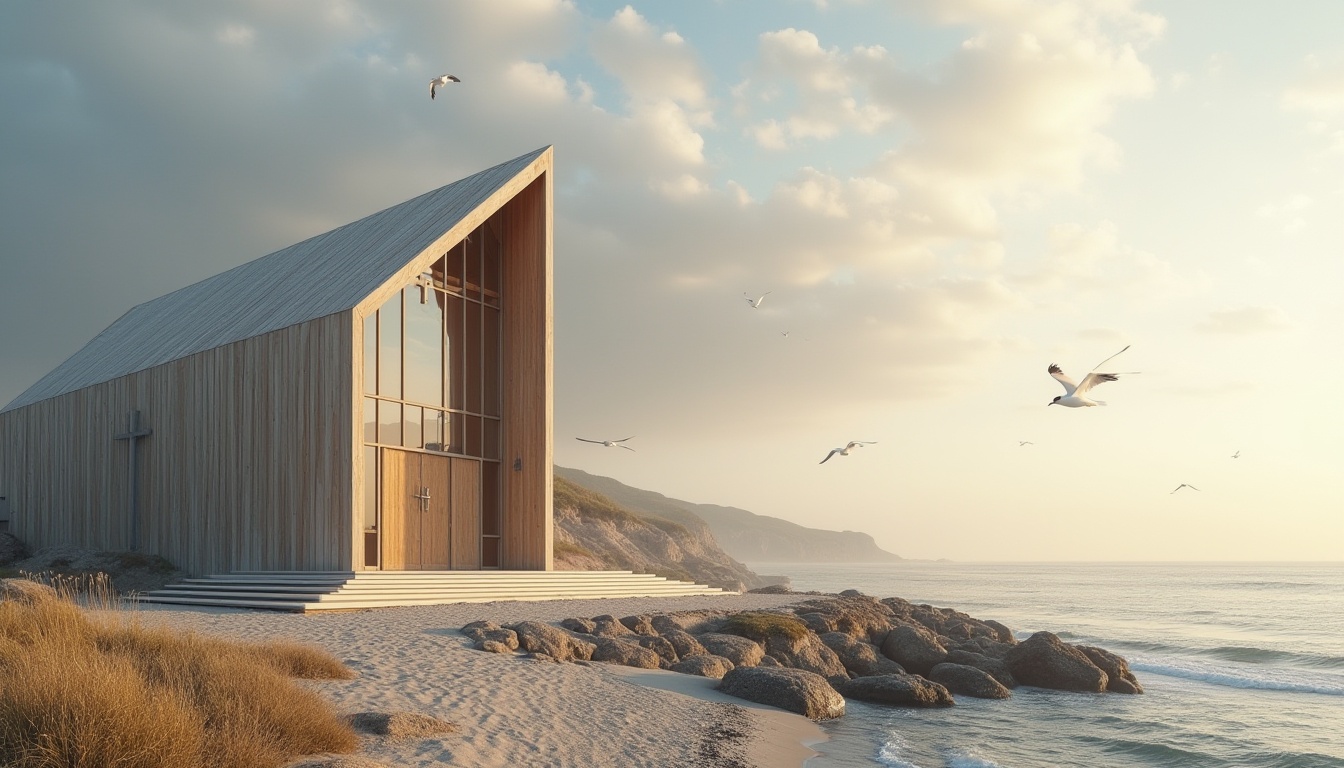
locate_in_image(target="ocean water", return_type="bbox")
[743,562,1344,768]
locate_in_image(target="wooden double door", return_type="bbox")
[380,448,481,570]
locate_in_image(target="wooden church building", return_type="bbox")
[0,147,559,581]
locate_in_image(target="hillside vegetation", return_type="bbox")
[555,466,901,563]
[552,476,772,591]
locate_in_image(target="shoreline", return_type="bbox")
[132,594,822,767]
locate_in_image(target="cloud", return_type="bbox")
[1196,306,1294,336]
[1282,55,1344,115]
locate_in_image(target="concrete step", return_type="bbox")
[136,569,738,612]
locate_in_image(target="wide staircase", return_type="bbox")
[135,570,736,612]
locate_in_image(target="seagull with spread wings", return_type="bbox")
[430,74,460,99]
[1047,345,1139,407]
[1170,483,1200,494]
[819,441,876,465]
[744,291,772,309]
[1231,450,1240,459]
[1018,441,1034,447]
[576,436,636,451]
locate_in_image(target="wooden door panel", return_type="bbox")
[421,454,452,570]
[379,449,411,571]
[451,458,481,569]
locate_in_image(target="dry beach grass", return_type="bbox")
[0,577,358,768]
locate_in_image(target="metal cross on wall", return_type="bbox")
[113,409,152,551]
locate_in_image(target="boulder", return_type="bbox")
[461,621,518,651]
[479,640,513,654]
[839,589,865,597]
[620,615,658,636]
[670,654,735,679]
[629,634,679,665]
[590,614,634,638]
[590,637,662,669]
[798,612,838,635]
[879,623,948,675]
[717,667,845,720]
[819,632,906,678]
[0,534,28,567]
[697,633,765,668]
[661,629,708,659]
[508,621,596,662]
[944,650,1017,688]
[560,617,596,634]
[833,673,955,708]
[792,596,897,643]
[1078,645,1143,694]
[928,663,1012,699]
[758,655,782,668]
[984,620,1017,645]
[747,584,794,595]
[953,636,1015,659]
[653,610,726,635]
[762,632,848,679]
[1003,632,1107,692]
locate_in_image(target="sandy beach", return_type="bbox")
[133,594,824,768]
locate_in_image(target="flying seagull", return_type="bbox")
[744,291,772,309]
[430,74,460,99]
[1170,484,1200,494]
[819,441,876,465]
[576,436,635,451]
[1047,345,1139,408]
[1018,441,1034,447]
[1231,450,1240,459]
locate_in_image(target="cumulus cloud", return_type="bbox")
[1196,306,1294,335]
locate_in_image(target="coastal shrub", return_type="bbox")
[553,477,643,524]
[554,539,597,560]
[0,579,358,768]
[722,612,810,643]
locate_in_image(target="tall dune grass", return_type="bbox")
[0,577,359,768]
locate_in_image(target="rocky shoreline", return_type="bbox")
[462,587,1142,721]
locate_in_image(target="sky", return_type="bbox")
[2,1,1341,562]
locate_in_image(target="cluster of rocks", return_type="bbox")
[461,590,1143,721]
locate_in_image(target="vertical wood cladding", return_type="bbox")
[500,171,554,570]
[0,313,354,575]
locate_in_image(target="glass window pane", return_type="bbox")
[466,229,483,301]
[445,240,465,295]
[451,411,465,454]
[466,301,482,414]
[424,409,447,451]
[482,461,499,536]
[378,293,401,400]
[363,446,378,530]
[430,253,448,290]
[379,400,402,446]
[403,285,444,406]
[483,306,500,417]
[483,222,501,307]
[483,418,498,461]
[404,405,422,449]
[363,398,377,444]
[466,414,482,457]
[363,312,377,395]
[446,293,466,411]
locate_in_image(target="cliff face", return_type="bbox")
[551,476,771,592]
[554,466,901,564]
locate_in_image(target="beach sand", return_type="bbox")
[133,594,826,768]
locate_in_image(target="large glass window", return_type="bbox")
[360,214,505,566]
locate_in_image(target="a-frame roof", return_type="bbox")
[3,146,551,413]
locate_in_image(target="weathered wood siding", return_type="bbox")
[500,172,554,570]
[0,313,354,575]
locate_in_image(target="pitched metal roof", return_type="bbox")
[3,146,551,413]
